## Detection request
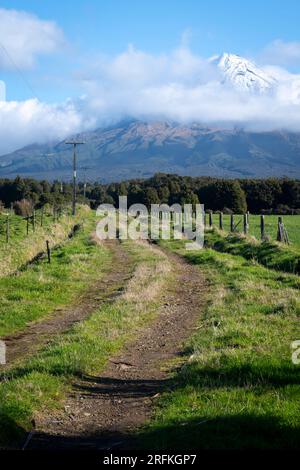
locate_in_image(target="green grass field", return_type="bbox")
[0,209,299,449]
[0,206,88,277]
[210,213,300,247]
[0,211,113,337]
[139,236,300,449]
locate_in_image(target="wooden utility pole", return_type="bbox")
[80,166,91,199]
[65,141,85,216]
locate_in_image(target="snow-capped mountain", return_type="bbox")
[217,53,277,94]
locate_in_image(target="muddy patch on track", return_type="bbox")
[29,246,207,450]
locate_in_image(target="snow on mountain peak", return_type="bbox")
[217,52,277,94]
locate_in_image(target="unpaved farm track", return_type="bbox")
[2,241,134,367]
[29,245,207,450]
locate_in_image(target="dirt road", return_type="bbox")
[29,245,207,450]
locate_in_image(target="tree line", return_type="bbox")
[0,174,300,214]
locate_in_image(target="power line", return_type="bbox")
[0,41,40,100]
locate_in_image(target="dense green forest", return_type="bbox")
[0,174,300,214]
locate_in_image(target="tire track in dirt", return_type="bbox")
[1,240,134,368]
[29,244,208,450]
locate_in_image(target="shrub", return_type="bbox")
[13,199,33,217]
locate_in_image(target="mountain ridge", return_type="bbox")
[0,119,299,182]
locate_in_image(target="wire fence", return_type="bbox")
[0,205,72,244]
[206,212,298,245]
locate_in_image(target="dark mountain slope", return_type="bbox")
[0,120,299,181]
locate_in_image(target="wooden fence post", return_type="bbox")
[32,210,35,232]
[204,212,207,228]
[219,212,223,230]
[6,215,9,243]
[260,215,265,240]
[230,214,234,232]
[209,212,213,227]
[46,240,51,263]
[40,207,44,227]
[277,216,284,242]
[243,213,248,235]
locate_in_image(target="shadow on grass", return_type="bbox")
[178,361,300,389]
[0,368,299,450]
[73,374,174,399]
[137,413,300,450]
[26,413,300,450]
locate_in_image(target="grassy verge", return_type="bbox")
[205,228,300,275]
[139,238,300,449]
[0,240,172,446]
[0,206,88,277]
[0,210,112,337]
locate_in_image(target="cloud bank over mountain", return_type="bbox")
[1,6,300,155]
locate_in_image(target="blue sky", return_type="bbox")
[1,1,300,154]
[1,0,300,101]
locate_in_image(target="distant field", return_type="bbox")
[210,214,300,247]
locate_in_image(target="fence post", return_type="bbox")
[219,212,223,230]
[277,216,284,242]
[204,212,207,228]
[209,212,213,227]
[46,240,51,263]
[32,210,35,232]
[40,207,44,227]
[230,214,234,232]
[260,215,265,241]
[26,216,29,236]
[6,215,9,243]
[243,213,248,235]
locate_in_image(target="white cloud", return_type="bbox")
[0,8,65,69]
[261,39,300,67]
[0,98,96,154]
[77,45,300,130]
[3,42,300,155]
[0,80,5,100]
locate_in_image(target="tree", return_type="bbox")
[143,187,160,207]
